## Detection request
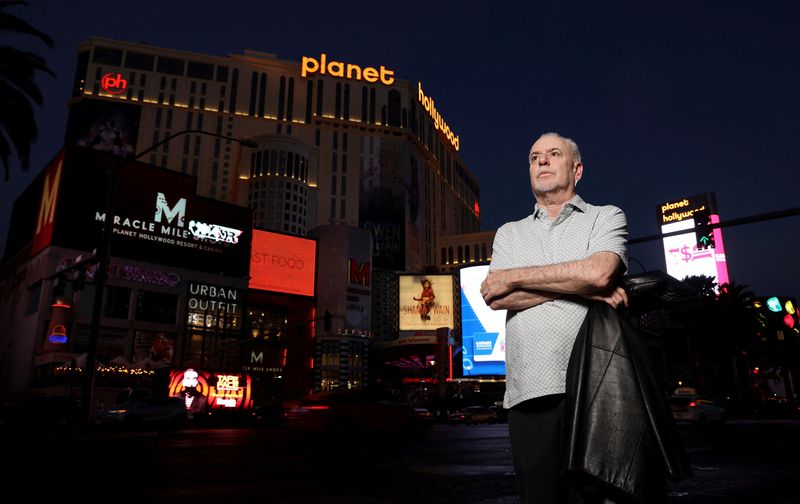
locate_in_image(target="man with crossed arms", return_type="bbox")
[481,132,629,504]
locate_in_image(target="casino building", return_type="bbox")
[69,38,481,272]
[0,38,484,406]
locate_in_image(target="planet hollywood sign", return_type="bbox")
[95,191,243,253]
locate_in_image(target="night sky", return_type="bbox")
[2,1,798,297]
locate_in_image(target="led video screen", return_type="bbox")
[460,265,506,376]
[249,230,316,297]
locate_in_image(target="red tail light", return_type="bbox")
[307,405,330,410]
[689,401,696,407]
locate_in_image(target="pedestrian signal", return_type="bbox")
[693,208,715,250]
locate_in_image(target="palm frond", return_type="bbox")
[0,1,54,47]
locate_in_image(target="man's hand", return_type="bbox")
[480,269,515,303]
[580,286,629,309]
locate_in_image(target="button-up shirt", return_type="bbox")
[489,194,628,408]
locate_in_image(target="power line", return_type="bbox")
[628,206,800,245]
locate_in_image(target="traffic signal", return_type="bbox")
[693,208,715,250]
[323,310,332,331]
[753,296,800,335]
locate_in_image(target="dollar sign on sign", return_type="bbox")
[681,246,692,262]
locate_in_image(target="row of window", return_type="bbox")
[441,244,490,265]
[80,45,479,222]
[85,46,415,136]
[92,45,228,81]
[250,178,309,235]
[249,149,310,181]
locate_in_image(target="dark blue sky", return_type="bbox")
[2,1,798,296]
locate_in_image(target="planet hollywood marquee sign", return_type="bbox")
[95,191,243,253]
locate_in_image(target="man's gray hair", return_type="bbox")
[531,132,582,163]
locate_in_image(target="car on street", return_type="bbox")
[670,395,726,424]
[447,406,498,425]
[282,390,427,439]
[413,407,436,424]
[99,396,187,428]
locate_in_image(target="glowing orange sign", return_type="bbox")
[32,151,64,255]
[249,229,317,296]
[418,82,460,151]
[101,73,128,94]
[301,53,395,85]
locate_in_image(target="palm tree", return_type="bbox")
[0,1,54,181]
[714,281,758,407]
[682,274,717,299]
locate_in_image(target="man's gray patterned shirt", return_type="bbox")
[489,194,628,409]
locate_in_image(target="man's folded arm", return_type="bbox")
[482,251,624,303]
[487,289,560,311]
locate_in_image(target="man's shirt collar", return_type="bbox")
[533,194,587,220]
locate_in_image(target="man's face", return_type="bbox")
[183,369,199,389]
[528,135,582,197]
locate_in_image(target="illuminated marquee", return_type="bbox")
[95,191,243,248]
[657,193,729,288]
[418,83,460,151]
[301,53,395,85]
[168,369,253,410]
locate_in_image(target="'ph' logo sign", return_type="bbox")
[101,73,127,94]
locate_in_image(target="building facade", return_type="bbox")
[69,38,481,272]
[436,230,496,272]
[1,38,487,404]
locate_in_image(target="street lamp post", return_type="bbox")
[80,130,256,423]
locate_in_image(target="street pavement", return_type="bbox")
[6,419,800,503]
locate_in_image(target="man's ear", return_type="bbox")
[574,161,583,184]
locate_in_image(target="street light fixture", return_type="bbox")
[80,130,256,422]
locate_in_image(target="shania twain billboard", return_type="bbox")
[398,274,454,331]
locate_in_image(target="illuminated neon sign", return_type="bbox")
[418,82,460,151]
[32,152,64,255]
[48,325,68,344]
[168,369,253,411]
[95,191,243,246]
[300,53,395,85]
[657,193,729,289]
[101,73,127,94]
